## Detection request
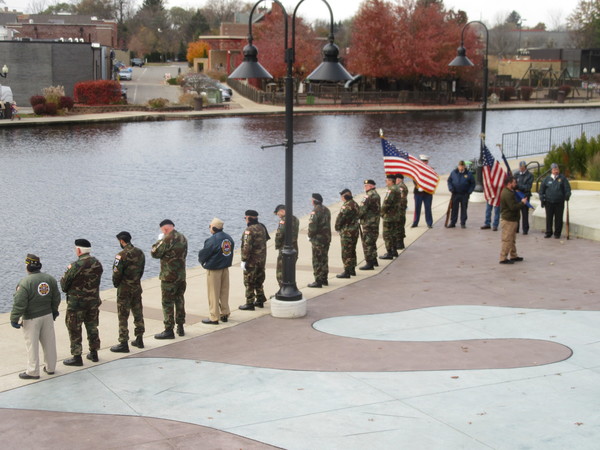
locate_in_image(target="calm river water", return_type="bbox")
[0,108,594,312]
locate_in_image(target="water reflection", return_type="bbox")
[0,109,593,311]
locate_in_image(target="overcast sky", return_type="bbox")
[3,0,581,28]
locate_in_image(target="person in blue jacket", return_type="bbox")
[198,218,235,324]
[447,160,476,228]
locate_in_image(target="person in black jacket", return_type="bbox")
[198,218,235,324]
[539,163,572,239]
[447,160,475,228]
[514,161,534,235]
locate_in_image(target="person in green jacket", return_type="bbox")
[11,254,61,379]
[499,177,528,264]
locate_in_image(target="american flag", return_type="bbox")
[381,138,439,194]
[482,145,507,207]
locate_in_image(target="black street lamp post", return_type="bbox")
[229,0,352,309]
[449,21,489,193]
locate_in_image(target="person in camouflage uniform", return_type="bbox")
[273,204,299,291]
[335,189,360,278]
[110,231,145,353]
[151,219,188,339]
[61,239,103,366]
[239,210,269,310]
[395,174,409,250]
[358,179,381,270]
[380,174,401,260]
[308,193,331,288]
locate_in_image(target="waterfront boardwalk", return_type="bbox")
[1,97,600,448]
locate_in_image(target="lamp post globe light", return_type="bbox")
[449,21,489,193]
[0,64,8,78]
[229,0,352,318]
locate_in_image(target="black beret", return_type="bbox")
[364,179,376,185]
[395,173,404,179]
[159,219,174,227]
[339,188,351,196]
[312,193,323,203]
[116,231,132,242]
[245,210,259,217]
[386,173,396,180]
[75,238,91,248]
[273,204,285,214]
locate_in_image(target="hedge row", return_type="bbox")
[74,80,123,105]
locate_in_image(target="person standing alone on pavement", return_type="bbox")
[151,219,188,339]
[11,254,61,379]
[539,163,571,239]
[499,177,528,264]
[447,160,476,228]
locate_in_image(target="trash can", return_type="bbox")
[557,90,566,103]
[306,94,315,105]
[193,97,203,111]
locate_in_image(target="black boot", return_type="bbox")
[374,260,379,267]
[392,250,399,257]
[307,281,322,288]
[336,271,351,279]
[177,324,185,336]
[110,342,130,353]
[379,253,394,260]
[254,300,265,308]
[154,329,175,340]
[86,350,99,362]
[63,355,83,366]
[349,268,356,276]
[397,239,405,250]
[239,303,255,311]
[131,336,144,349]
[359,261,375,270]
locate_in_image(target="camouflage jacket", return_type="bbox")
[381,184,401,221]
[308,204,331,246]
[275,215,300,252]
[60,254,103,305]
[151,229,188,283]
[335,199,360,234]
[359,188,381,228]
[397,180,409,210]
[241,222,267,268]
[113,243,145,293]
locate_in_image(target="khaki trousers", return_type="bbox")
[22,313,57,376]
[207,268,230,321]
[500,219,519,261]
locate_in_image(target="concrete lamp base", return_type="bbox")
[271,297,307,318]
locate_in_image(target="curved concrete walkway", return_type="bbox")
[0,197,599,449]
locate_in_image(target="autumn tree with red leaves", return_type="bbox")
[348,0,481,88]
[253,7,321,82]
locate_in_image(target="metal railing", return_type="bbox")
[502,121,600,159]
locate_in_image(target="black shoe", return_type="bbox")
[202,318,219,325]
[392,251,399,257]
[499,259,514,264]
[373,260,379,267]
[86,351,99,362]
[510,257,524,262]
[544,233,552,238]
[254,301,265,308]
[349,268,356,276]
[379,253,394,260]
[523,231,528,235]
[411,223,418,228]
[359,262,374,270]
[43,367,54,375]
[446,224,456,228]
[427,225,433,229]
[19,372,40,380]
[239,303,255,311]
[63,355,83,366]
[307,281,322,288]
[461,224,466,229]
[336,271,351,279]
[177,324,185,336]
[131,336,144,348]
[492,227,498,231]
[220,315,229,323]
[481,225,491,229]
[397,240,405,250]
[554,235,561,239]
[110,343,130,353]
[154,329,175,340]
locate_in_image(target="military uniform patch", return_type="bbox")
[37,282,50,296]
